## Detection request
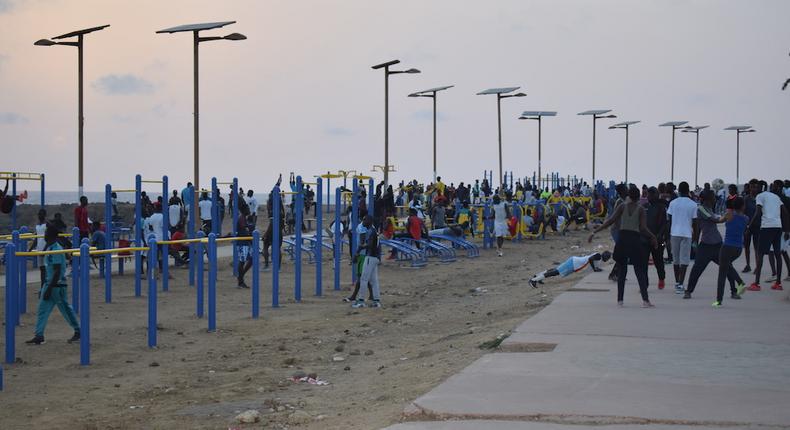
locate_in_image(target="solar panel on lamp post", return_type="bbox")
[34,25,110,199]
[372,60,421,188]
[658,121,689,182]
[680,126,709,189]
[409,85,453,183]
[608,121,640,184]
[577,110,616,185]
[519,111,557,190]
[724,126,756,186]
[477,88,526,191]
[156,21,246,214]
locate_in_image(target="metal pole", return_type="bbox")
[497,95,503,191]
[315,177,323,297]
[592,116,597,185]
[384,67,390,188]
[538,116,542,188]
[193,31,200,224]
[433,92,437,182]
[625,125,629,183]
[671,126,676,182]
[77,36,84,198]
[736,132,740,186]
[695,132,699,189]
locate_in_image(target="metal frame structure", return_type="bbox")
[578,110,617,184]
[518,111,557,190]
[658,121,689,182]
[608,121,640,183]
[680,125,709,188]
[477,87,526,190]
[724,126,756,185]
[409,85,454,182]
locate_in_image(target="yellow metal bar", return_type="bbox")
[87,247,148,256]
[354,175,372,180]
[0,176,42,181]
[111,188,137,193]
[320,173,343,179]
[214,236,253,243]
[0,233,72,240]
[156,238,204,246]
[16,247,98,257]
[216,181,233,185]
[280,191,298,195]
[302,182,318,185]
[140,180,164,184]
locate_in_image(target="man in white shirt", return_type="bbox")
[748,180,789,291]
[667,181,697,294]
[491,195,510,257]
[198,191,213,234]
[245,189,259,229]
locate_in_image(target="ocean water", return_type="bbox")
[15,191,337,206]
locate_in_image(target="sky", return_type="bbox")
[1,0,789,194]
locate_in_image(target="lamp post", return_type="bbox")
[371,60,420,188]
[518,111,557,190]
[680,125,709,189]
[477,87,526,191]
[35,25,110,198]
[577,110,617,185]
[658,121,689,182]
[724,126,756,185]
[408,85,454,182]
[157,21,246,211]
[608,121,640,183]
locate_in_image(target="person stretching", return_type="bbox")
[529,251,611,288]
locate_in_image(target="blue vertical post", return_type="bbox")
[351,178,359,283]
[188,185,196,286]
[10,174,16,230]
[294,176,303,302]
[5,243,16,364]
[104,184,112,302]
[211,178,219,236]
[147,237,157,348]
[134,174,143,297]
[79,242,90,365]
[315,177,323,296]
[196,231,205,318]
[334,188,341,291]
[40,173,46,207]
[208,233,217,331]
[252,229,260,319]
[483,200,491,249]
[71,227,80,312]
[232,177,239,276]
[16,228,27,318]
[161,176,170,292]
[272,186,281,308]
[326,176,331,214]
[368,178,375,216]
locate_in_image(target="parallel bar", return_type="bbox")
[252,230,260,319]
[148,238,157,347]
[162,175,170,292]
[295,175,303,302]
[196,231,205,318]
[315,177,323,296]
[79,243,90,365]
[208,233,217,331]
[71,228,80,312]
[5,243,17,364]
[272,185,281,307]
[334,187,341,291]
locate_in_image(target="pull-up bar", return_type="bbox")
[0,171,46,230]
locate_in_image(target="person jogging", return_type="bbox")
[26,225,80,345]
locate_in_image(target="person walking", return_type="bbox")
[352,215,382,308]
[589,186,658,307]
[667,182,697,294]
[74,196,90,240]
[713,197,749,307]
[491,194,510,257]
[643,187,668,289]
[748,180,789,291]
[26,225,80,345]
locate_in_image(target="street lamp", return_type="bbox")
[658,121,689,182]
[477,87,526,190]
[156,21,247,209]
[408,85,454,182]
[577,110,617,185]
[608,121,640,184]
[34,24,110,198]
[680,125,709,188]
[371,60,420,188]
[518,111,557,189]
[724,126,756,185]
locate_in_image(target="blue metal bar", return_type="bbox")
[334,187,341,291]
[134,174,143,297]
[71,227,80,311]
[252,229,260,318]
[148,237,157,348]
[104,184,112,302]
[272,185,281,307]
[232,177,239,276]
[188,185,196,286]
[79,242,91,365]
[315,177,323,296]
[161,176,170,292]
[196,231,205,318]
[294,175,303,302]
[351,178,359,283]
[17,227,28,317]
[10,174,16,230]
[211,178,219,236]
[208,233,217,331]
[40,173,46,207]
[5,242,16,364]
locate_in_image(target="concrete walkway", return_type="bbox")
[387,254,790,429]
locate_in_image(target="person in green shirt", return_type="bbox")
[26,225,80,345]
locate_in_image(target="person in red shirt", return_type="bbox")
[74,196,90,239]
[169,225,188,266]
[407,208,424,240]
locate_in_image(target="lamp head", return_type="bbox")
[34,39,57,46]
[404,68,421,74]
[513,92,526,97]
[603,114,617,119]
[224,33,247,41]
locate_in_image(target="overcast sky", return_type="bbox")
[1,0,788,193]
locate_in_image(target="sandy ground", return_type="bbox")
[0,222,608,430]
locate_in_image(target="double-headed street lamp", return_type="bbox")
[724,126,756,185]
[477,87,526,190]
[371,60,420,188]
[408,85,454,182]
[658,121,689,182]
[577,110,617,185]
[680,125,709,188]
[35,25,110,198]
[156,21,247,207]
[518,111,557,189]
[608,121,640,184]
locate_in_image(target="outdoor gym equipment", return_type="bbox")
[0,171,46,231]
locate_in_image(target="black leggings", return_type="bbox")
[614,231,650,302]
[686,243,740,294]
[718,245,744,302]
[648,242,666,280]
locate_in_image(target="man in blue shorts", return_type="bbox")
[529,251,611,288]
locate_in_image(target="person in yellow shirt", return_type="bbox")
[435,176,446,197]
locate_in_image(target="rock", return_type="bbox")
[332,355,345,362]
[149,362,160,367]
[289,410,312,424]
[334,344,345,352]
[344,366,351,371]
[349,349,361,356]
[316,414,327,420]
[283,357,297,366]
[364,350,374,356]
[276,406,286,412]
[234,409,261,424]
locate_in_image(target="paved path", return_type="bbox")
[386,253,790,429]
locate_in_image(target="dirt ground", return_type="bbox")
[0,222,612,430]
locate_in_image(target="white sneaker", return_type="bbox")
[351,300,366,308]
[497,250,503,257]
[674,284,684,294]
